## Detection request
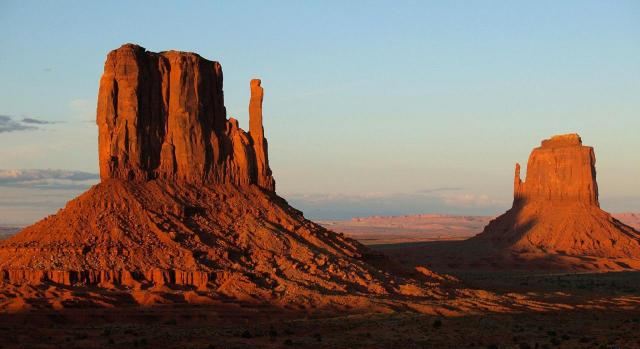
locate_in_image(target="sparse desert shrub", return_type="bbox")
[163,318,178,325]
[269,327,277,338]
[75,332,88,340]
[240,330,252,339]
[313,333,322,342]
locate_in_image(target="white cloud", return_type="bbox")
[440,193,502,207]
[282,189,509,220]
[0,169,99,189]
[0,169,99,225]
[21,117,57,125]
[0,115,37,133]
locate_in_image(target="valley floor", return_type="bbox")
[1,213,640,348]
[0,270,639,348]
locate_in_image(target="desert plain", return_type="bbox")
[1,213,640,348]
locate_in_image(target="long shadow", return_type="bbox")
[1,285,640,349]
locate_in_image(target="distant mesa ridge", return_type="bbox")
[98,43,274,190]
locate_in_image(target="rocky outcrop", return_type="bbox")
[249,79,275,191]
[513,134,598,206]
[97,44,274,190]
[0,268,209,289]
[0,44,438,308]
[474,133,640,260]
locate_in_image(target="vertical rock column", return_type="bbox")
[97,44,170,181]
[513,163,524,205]
[249,79,275,191]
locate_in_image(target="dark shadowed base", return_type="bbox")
[1,292,639,348]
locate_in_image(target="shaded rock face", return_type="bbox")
[97,44,274,191]
[475,133,640,260]
[513,134,598,207]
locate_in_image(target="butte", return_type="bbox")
[388,134,640,272]
[0,44,442,310]
[469,133,640,270]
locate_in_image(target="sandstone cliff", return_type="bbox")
[513,134,598,206]
[97,44,274,190]
[0,44,440,309]
[475,134,640,260]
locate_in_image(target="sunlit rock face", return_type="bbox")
[0,44,438,310]
[475,133,640,259]
[97,44,274,191]
[513,134,598,207]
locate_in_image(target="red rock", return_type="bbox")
[97,44,274,190]
[249,79,275,191]
[475,133,640,259]
[513,134,598,206]
[0,44,437,309]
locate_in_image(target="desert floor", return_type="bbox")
[1,214,639,348]
[0,271,638,348]
[0,262,639,348]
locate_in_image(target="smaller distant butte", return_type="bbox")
[470,133,640,269]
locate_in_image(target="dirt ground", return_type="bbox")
[1,269,639,348]
[0,307,639,348]
[2,215,640,349]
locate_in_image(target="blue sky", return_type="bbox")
[1,1,639,224]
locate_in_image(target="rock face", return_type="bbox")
[249,79,275,190]
[97,44,274,190]
[513,134,598,206]
[475,134,640,260]
[0,44,439,309]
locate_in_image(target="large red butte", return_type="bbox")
[0,45,436,308]
[97,44,274,190]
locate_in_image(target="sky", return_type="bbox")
[0,1,639,224]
